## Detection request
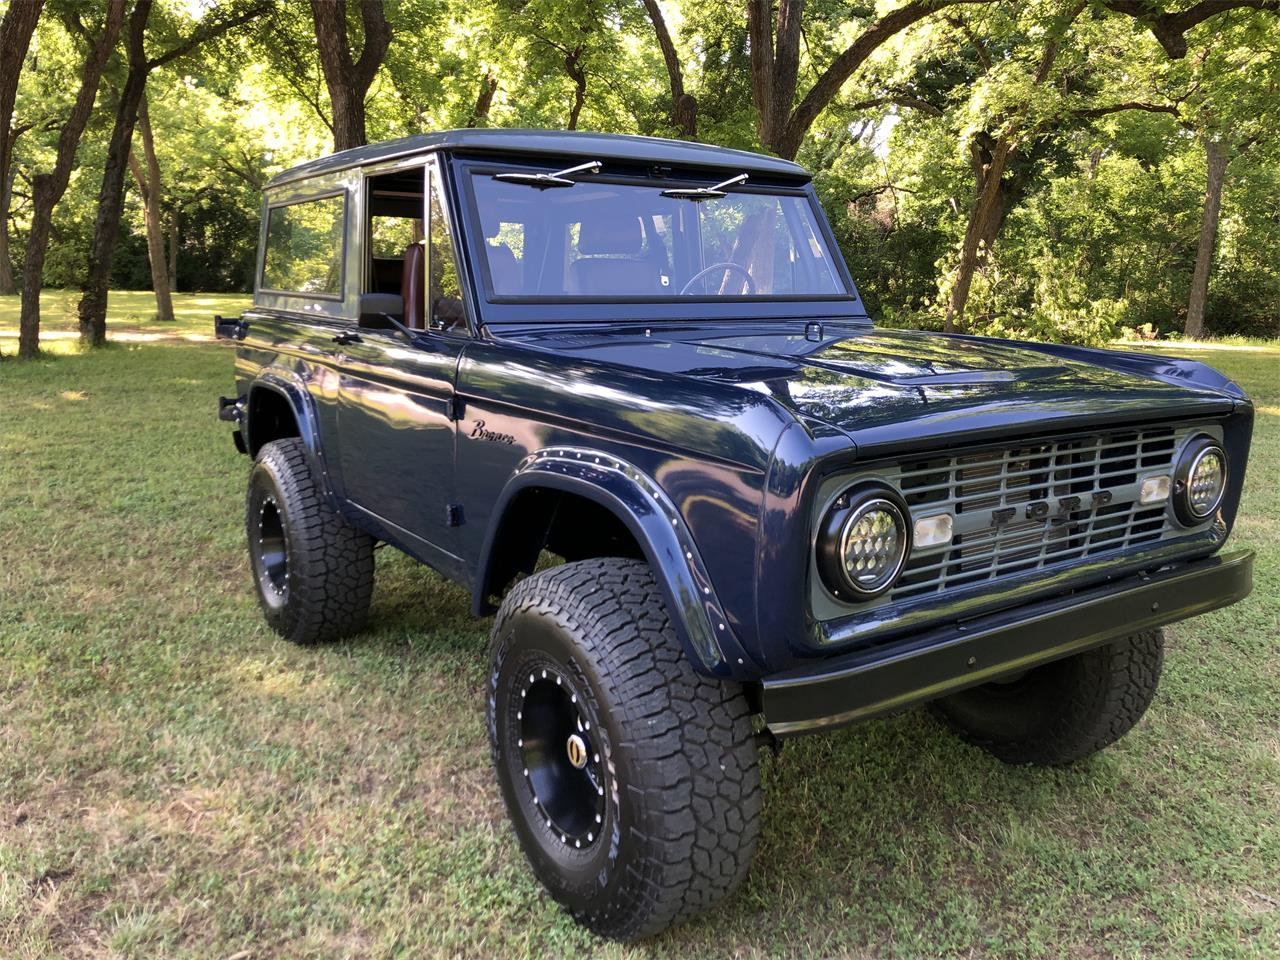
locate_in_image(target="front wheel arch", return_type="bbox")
[473,449,759,678]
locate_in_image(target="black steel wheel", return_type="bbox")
[488,558,760,941]
[251,494,290,607]
[246,438,375,644]
[517,664,607,849]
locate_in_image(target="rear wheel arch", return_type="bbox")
[246,383,302,457]
[244,378,328,471]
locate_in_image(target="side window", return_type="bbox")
[427,163,464,331]
[261,193,345,296]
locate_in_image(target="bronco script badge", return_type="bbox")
[470,419,516,445]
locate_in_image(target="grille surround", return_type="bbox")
[812,423,1221,619]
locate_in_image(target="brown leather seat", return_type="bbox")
[567,212,662,296]
[401,243,425,329]
[487,242,520,294]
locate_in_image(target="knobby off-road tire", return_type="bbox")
[246,438,375,644]
[487,558,761,941]
[930,629,1165,766]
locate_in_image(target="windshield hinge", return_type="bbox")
[445,396,465,421]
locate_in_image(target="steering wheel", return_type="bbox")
[678,262,756,296]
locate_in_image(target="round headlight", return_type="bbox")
[1173,436,1227,525]
[817,485,910,600]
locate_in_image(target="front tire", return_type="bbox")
[487,558,761,941]
[930,629,1165,766]
[246,438,375,644]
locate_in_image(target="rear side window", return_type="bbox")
[261,193,346,296]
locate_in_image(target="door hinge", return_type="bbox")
[446,503,465,527]
[445,395,465,421]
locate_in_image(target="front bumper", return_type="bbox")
[760,548,1254,737]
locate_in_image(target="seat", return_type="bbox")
[401,243,425,329]
[478,203,521,295]
[487,242,520,295]
[567,214,662,296]
[359,292,404,324]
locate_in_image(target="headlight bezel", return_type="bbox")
[816,482,911,601]
[1173,434,1227,526]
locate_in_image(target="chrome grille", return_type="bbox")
[891,425,1188,600]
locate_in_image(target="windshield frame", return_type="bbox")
[450,155,867,325]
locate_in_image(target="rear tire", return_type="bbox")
[487,558,760,941]
[930,629,1164,766]
[246,438,375,644]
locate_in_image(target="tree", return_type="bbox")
[1170,13,1280,337]
[0,0,43,296]
[747,0,1004,160]
[76,0,269,348]
[127,92,173,322]
[942,2,1091,331]
[310,0,392,151]
[640,0,696,138]
[16,2,125,359]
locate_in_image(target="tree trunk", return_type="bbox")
[467,73,497,127]
[640,0,696,139]
[945,139,1013,332]
[565,48,586,131]
[1185,137,1228,340]
[17,0,125,359]
[168,207,179,293]
[77,0,152,347]
[127,93,174,322]
[0,153,18,295]
[746,0,802,155]
[310,0,391,152]
[0,0,44,296]
[942,4,1083,332]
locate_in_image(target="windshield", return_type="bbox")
[469,172,848,301]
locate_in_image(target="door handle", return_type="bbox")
[332,330,362,345]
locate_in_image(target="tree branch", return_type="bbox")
[782,0,998,158]
[148,1,272,71]
[1071,99,1180,119]
[1105,0,1280,59]
[845,92,945,117]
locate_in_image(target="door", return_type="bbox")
[335,157,468,565]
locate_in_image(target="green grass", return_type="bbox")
[0,289,251,357]
[2,296,1278,957]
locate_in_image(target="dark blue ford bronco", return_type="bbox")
[217,129,1254,940]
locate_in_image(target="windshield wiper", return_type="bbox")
[493,160,602,189]
[660,172,748,201]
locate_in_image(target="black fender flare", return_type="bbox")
[246,372,336,499]
[474,446,759,679]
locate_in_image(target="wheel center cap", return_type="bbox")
[565,733,588,769]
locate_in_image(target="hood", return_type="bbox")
[507,323,1241,456]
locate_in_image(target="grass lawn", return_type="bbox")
[0,289,251,357]
[2,294,1278,957]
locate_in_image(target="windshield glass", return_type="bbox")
[469,172,848,301]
